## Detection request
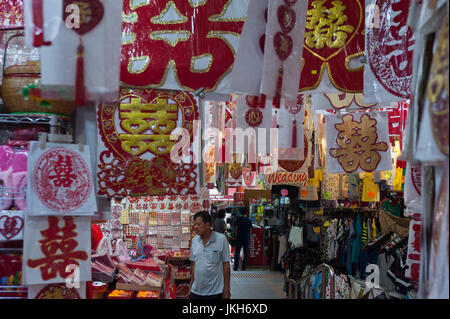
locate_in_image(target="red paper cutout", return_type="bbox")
[120,0,245,92]
[97,89,199,197]
[27,216,88,281]
[32,147,92,213]
[35,283,81,299]
[367,0,414,98]
[0,215,24,240]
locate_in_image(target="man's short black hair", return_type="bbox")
[240,206,248,216]
[218,209,226,219]
[193,211,212,226]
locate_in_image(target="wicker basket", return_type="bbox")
[0,33,75,117]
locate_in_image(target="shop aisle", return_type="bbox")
[230,268,287,299]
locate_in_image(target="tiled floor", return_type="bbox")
[230,266,287,299]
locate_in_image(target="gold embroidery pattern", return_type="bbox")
[119,97,178,156]
[305,0,355,50]
[129,0,150,11]
[190,54,214,73]
[127,56,150,74]
[208,0,247,22]
[149,30,191,47]
[150,1,189,24]
[122,12,138,23]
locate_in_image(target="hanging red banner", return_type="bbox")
[299,0,364,92]
[120,0,246,92]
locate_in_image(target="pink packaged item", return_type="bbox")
[0,146,14,171]
[0,168,13,210]
[12,171,27,210]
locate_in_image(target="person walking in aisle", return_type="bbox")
[189,211,231,299]
[214,209,227,234]
[233,207,253,271]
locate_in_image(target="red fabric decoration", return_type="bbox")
[299,0,364,92]
[120,0,245,91]
[91,224,103,251]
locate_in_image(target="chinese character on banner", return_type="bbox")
[97,88,199,198]
[27,143,97,216]
[326,112,392,173]
[364,0,415,104]
[120,0,248,93]
[299,0,364,93]
[23,216,91,285]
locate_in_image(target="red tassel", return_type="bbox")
[32,0,44,46]
[75,39,86,106]
[292,119,297,148]
[257,94,266,109]
[272,66,283,108]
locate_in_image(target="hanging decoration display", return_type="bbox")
[364,0,415,104]
[97,88,199,198]
[62,0,104,105]
[277,94,305,150]
[0,0,24,28]
[28,282,86,299]
[278,122,314,174]
[23,215,91,285]
[227,154,243,187]
[230,0,268,96]
[427,13,449,157]
[325,112,392,173]
[298,0,365,93]
[261,0,308,107]
[120,0,248,93]
[242,166,257,187]
[404,161,422,209]
[40,0,122,103]
[235,94,272,157]
[415,10,448,163]
[0,211,24,242]
[405,212,421,283]
[26,142,97,216]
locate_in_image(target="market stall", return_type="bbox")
[0,0,447,300]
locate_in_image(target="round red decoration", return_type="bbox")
[278,5,296,34]
[274,32,293,61]
[245,108,263,127]
[33,147,92,213]
[35,283,81,299]
[63,0,104,36]
[0,215,24,240]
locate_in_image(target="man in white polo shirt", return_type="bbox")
[189,211,231,299]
